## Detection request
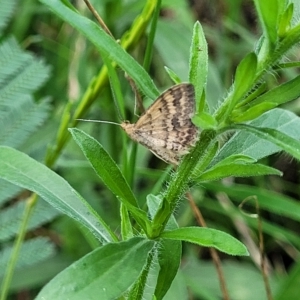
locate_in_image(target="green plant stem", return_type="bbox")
[143,0,161,72]
[150,130,217,237]
[0,194,38,300]
[127,247,155,300]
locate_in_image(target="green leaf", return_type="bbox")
[253,0,280,46]
[0,96,51,148]
[69,128,150,232]
[0,37,52,147]
[147,195,181,300]
[189,21,208,113]
[0,200,59,243]
[196,163,282,182]
[35,237,155,300]
[0,0,17,35]
[232,52,257,104]
[160,227,248,256]
[211,154,257,166]
[232,74,300,122]
[0,146,116,244]
[278,3,294,37]
[120,204,134,240]
[213,108,300,164]
[0,237,56,278]
[275,259,300,300]
[235,81,267,109]
[155,238,181,300]
[40,0,159,100]
[192,111,217,129]
[232,102,277,122]
[155,20,191,80]
[232,124,300,160]
[164,66,182,84]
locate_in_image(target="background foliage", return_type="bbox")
[1,0,300,299]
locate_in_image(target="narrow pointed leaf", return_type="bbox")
[189,21,208,112]
[233,52,257,104]
[69,128,150,231]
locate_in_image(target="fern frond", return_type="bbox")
[0,237,56,278]
[0,200,60,243]
[0,180,23,207]
[0,37,51,119]
[0,0,17,35]
[0,95,51,148]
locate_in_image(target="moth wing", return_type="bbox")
[122,83,199,164]
[135,83,199,150]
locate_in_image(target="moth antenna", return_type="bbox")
[77,119,121,126]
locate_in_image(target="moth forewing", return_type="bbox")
[121,83,199,165]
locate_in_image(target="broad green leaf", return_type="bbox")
[232,52,257,105]
[69,128,150,232]
[0,146,116,243]
[189,21,208,112]
[203,182,300,224]
[233,124,300,160]
[232,74,300,122]
[196,163,281,182]
[147,195,181,300]
[40,0,159,100]
[213,108,300,165]
[161,227,248,256]
[35,237,154,300]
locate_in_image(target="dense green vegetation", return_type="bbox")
[1,0,300,299]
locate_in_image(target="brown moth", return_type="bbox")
[121,83,199,165]
[78,83,199,165]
